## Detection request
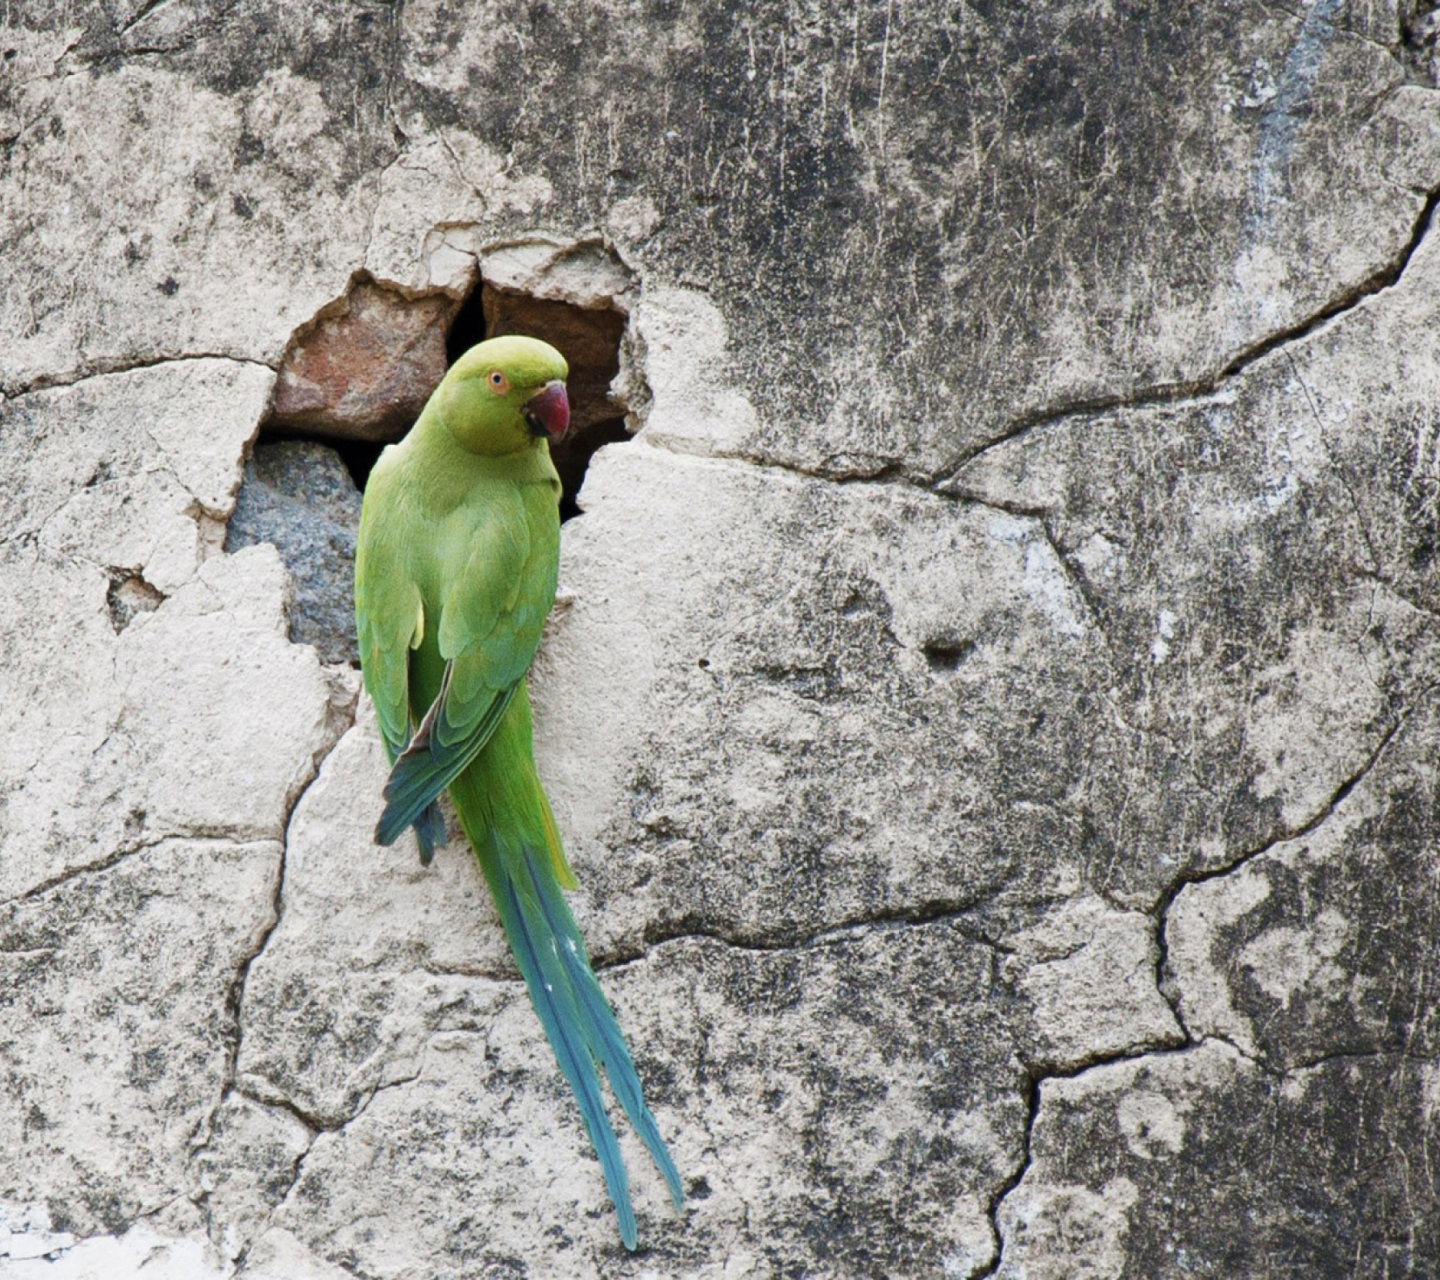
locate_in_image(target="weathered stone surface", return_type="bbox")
[0,362,343,903]
[538,442,1113,954]
[193,1095,314,1263]
[998,897,1182,1074]
[0,839,278,1235]
[225,440,364,664]
[254,928,1021,1279]
[0,355,352,1270]
[952,227,1440,905]
[998,1043,1440,1278]
[2,1,1439,1276]
[266,280,455,442]
[0,53,382,393]
[213,695,1179,1273]
[1166,697,1440,1070]
[388,0,1440,475]
[236,714,1025,1273]
[234,710,506,1130]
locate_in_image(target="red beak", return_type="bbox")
[523,380,570,441]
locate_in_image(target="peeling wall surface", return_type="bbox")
[2,3,1439,1277]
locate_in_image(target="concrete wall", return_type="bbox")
[2,2,1439,1275]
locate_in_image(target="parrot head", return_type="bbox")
[434,334,571,456]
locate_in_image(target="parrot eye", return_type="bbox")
[487,369,509,393]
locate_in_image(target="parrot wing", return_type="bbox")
[355,465,452,860]
[354,469,424,766]
[374,483,558,846]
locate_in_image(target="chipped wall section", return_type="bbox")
[265,277,457,443]
[227,239,642,662]
[997,1042,1440,1279]
[972,139,1440,1280]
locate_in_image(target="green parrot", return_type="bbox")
[353,334,683,1249]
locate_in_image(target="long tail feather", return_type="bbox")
[521,847,685,1210]
[478,831,642,1248]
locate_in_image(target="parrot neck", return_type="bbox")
[404,404,560,495]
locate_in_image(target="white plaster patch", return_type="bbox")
[1073,531,1124,580]
[1117,1089,1188,1158]
[1005,896,1181,1069]
[629,286,760,453]
[481,239,631,309]
[1238,908,1350,1008]
[987,515,1087,640]
[1151,608,1177,664]
[996,1177,1139,1279]
[0,1203,75,1262]
[1245,597,1386,828]
[240,1229,358,1280]
[607,195,662,242]
[1166,865,1274,1056]
[0,1208,227,1279]
[110,547,335,841]
[1421,1061,1440,1125]
[365,135,486,292]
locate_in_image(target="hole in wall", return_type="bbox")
[445,283,489,368]
[232,254,636,663]
[478,281,631,522]
[922,639,975,673]
[106,570,164,633]
[258,269,632,505]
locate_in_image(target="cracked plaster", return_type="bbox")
[2,2,1439,1277]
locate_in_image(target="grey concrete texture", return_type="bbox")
[226,441,366,665]
[1,1,1438,1277]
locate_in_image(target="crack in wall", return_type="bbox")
[630,175,1439,602]
[189,690,358,1253]
[119,0,178,38]
[974,1026,1440,1279]
[172,378,364,1250]
[592,893,1003,974]
[1152,707,1405,1008]
[947,181,1440,481]
[0,833,184,908]
[971,1072,1036,1280]
[1147,702,1411,1056]
[1286,1045,1440,1073]
[402,896,1009,988]
[973,1035,1235,1279]
[234,1061,428,1272]
[972,698,1417,1277]
[0,352,278,402]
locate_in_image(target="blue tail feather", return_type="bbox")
[521,847,686,1211]
[482,833,644,1248]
